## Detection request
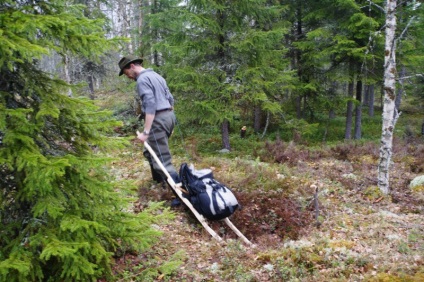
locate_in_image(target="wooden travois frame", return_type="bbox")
[141,136,253,247]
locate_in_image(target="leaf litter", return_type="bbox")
[110,139,424,281]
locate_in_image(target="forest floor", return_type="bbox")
[108,137,424,282]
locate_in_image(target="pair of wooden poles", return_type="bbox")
[141,136,253,247]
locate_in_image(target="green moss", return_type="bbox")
[411,185,424,193]
[369,272,424,282]
[363,186,384,201]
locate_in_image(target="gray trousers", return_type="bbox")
[143,110,177,182]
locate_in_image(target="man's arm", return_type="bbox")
[136,113,155,142]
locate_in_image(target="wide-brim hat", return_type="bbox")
[118,56,143,76]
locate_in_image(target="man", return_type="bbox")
[118,56,180,195]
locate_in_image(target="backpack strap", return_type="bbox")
[209,179,229,213]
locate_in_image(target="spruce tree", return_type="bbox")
[294,0,384,139]
[142,0,293,148]
[0,1,172,281]
[396,0,424,103]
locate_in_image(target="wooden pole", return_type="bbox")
[224,218,254,247]
[142,138,224,244]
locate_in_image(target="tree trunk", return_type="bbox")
[261,112,270,139]
[295,4,303,120]
[303,94,309,120]
[86,61,95,99]
[88,73,95,99]
[63,54,73,97]
[380,85,384,110]
[328,81,337,119]
[296,95,302,119]
[253,105,261,133]
[152,0,162,67]
[121,0,132,53]
[214,7,232,151]
[354,80,363,139]
[378,0,398,195]
[363,85,369,106]
[329,109,335,119]
[368,84,375,117]
[344,81,354,140]
[221,119,231,151]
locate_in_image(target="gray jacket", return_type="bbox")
[136,69,174,115]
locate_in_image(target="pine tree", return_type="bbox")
[0,1,172,281]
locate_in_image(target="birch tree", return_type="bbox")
[378,0,398,194]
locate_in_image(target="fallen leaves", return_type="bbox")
[109,141,424,281]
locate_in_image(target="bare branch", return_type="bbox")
[397,74,424,80]
[367,0,385,13]
[397,16,417,42]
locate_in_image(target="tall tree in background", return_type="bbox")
[0,0,171,280]
[234,4,294,138]
[287,0,317,121]
[121,0,423,145]
[354,79,363,139]
[148,0,292,150]
[378,0,398,194]
[140,0,182,66]
[395,0,424,114]
[294,0,382,140]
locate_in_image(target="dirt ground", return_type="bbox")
[110,138,424,282]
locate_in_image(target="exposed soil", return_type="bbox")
[109,137,424,282]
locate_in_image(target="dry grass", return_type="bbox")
[109,137,424,282]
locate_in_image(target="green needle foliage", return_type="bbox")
[0,1,172,281]
[144,0,294,148]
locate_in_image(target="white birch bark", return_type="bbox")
[378,0,399,194]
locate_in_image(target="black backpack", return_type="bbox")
[179,163,239,221]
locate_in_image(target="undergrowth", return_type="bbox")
[94,88,424,281]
